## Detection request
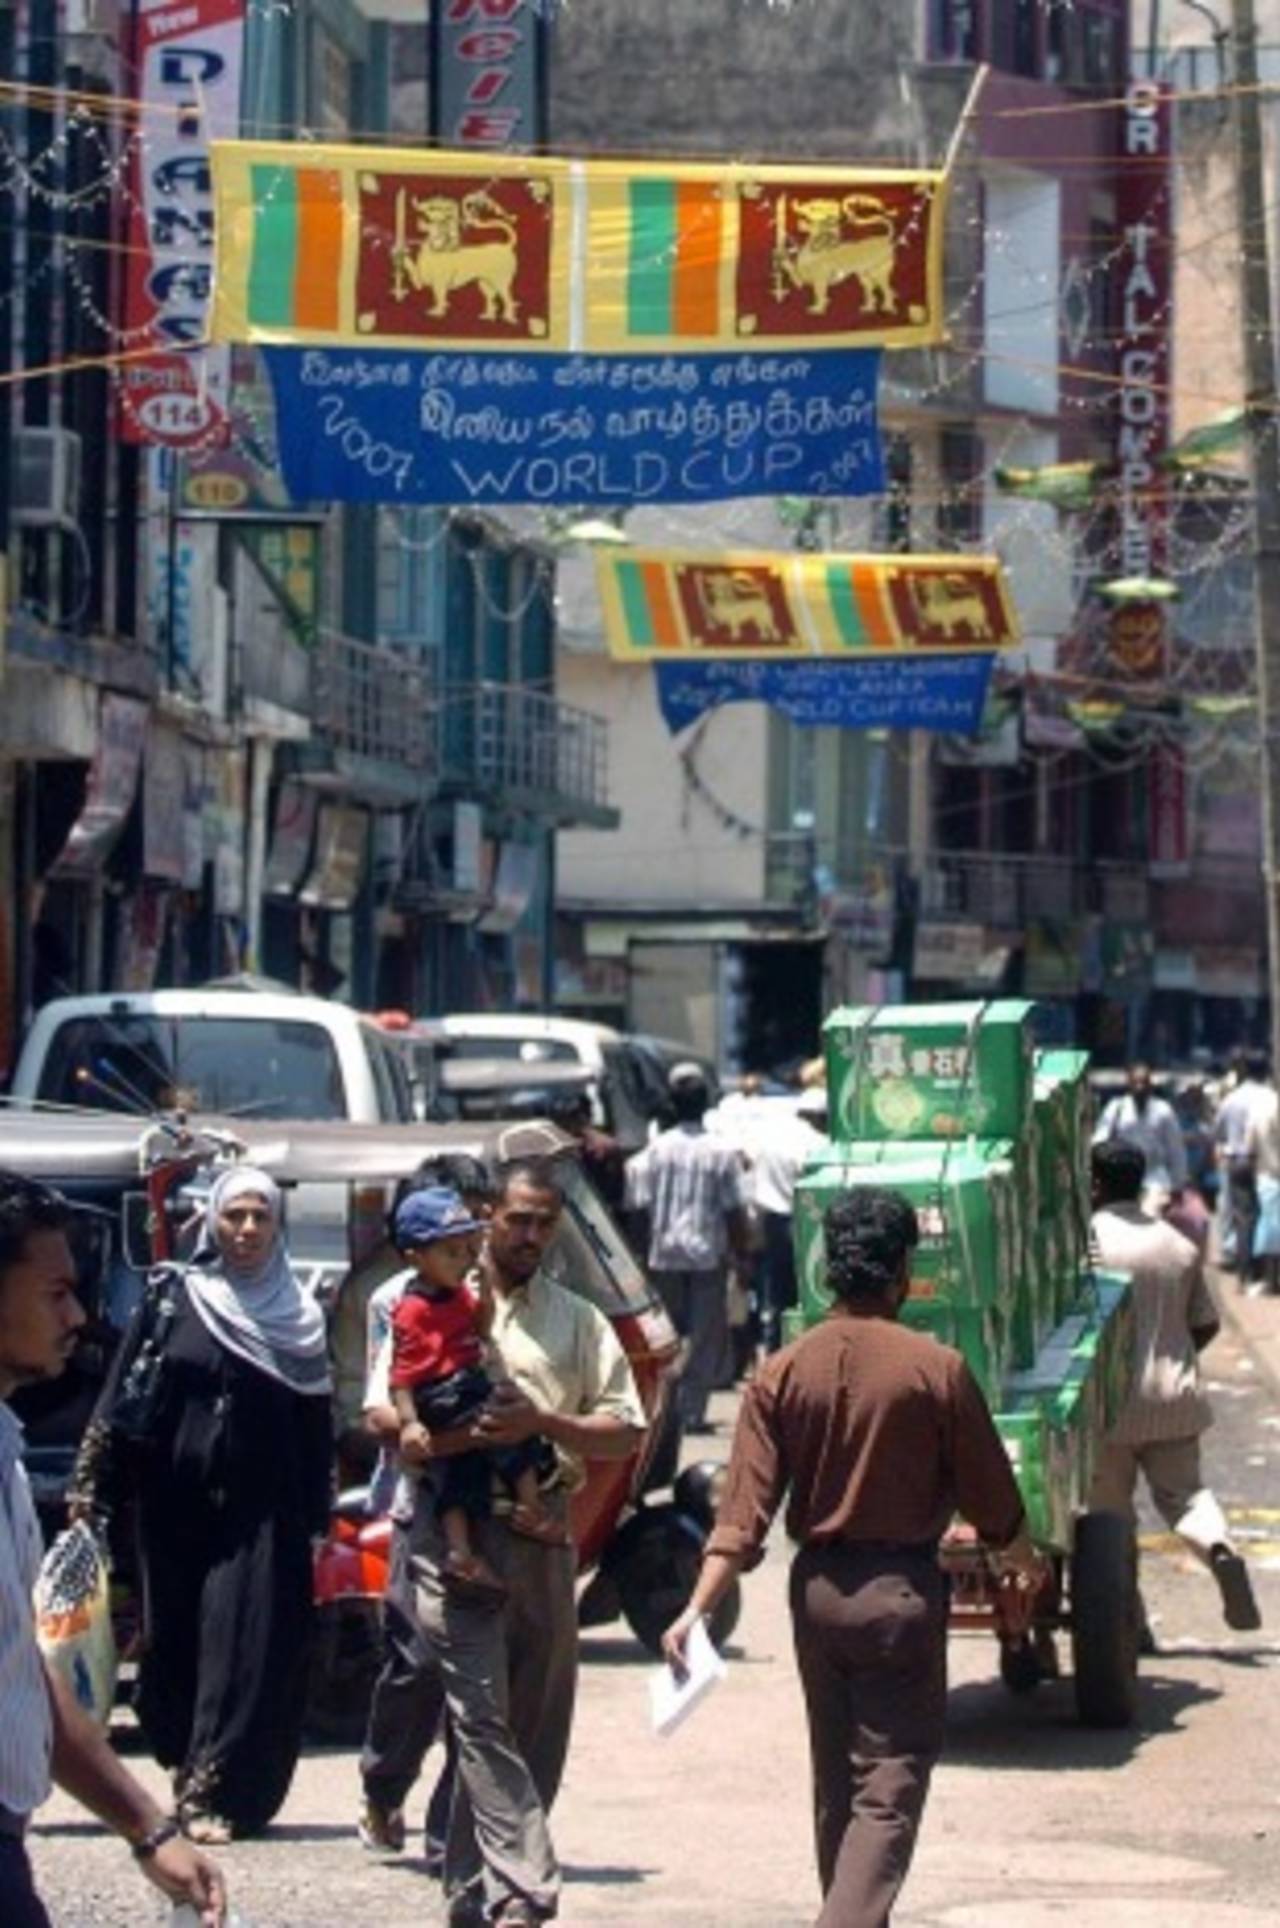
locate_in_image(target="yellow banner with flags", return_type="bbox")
[210,140,947,353]
[595,551,1020,662]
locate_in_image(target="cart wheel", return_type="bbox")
[1071,1510,1139,1729]
[999,1636,1041,1696]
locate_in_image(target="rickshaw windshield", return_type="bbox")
[544,1162,649,1318]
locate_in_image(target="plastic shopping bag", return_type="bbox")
[33,1519,118,1726]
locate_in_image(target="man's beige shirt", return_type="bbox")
[1093,1202,1215,1445]
[366,1267,645,1493]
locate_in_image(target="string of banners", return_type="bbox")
[210,141,947,506]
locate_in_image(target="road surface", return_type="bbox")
[29,1274,1280,1925]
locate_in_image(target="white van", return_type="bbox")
[430,1014,663,1149]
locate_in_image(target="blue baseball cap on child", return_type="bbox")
[393,1186,485,1249]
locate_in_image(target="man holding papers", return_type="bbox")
[664,1187,1037,1928]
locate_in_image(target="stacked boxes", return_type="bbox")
[792,1000,1133,1549]
[823,1001,1037,1144]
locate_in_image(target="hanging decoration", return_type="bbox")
[595,549,1019,661]
[655,655,995,739]
[210,141,946,353]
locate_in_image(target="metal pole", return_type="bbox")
[1230,0,1280,1048]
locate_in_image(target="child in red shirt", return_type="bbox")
[389,1186,560,1599]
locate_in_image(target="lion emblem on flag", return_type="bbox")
[773,192,901,319]
[392,188,521,323]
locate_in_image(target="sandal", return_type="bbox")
[442,1550,508,1605]
[508,1504,571,1549]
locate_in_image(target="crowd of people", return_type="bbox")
[0,1043,1271,1925]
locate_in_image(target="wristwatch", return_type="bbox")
[130,1817,182,1860]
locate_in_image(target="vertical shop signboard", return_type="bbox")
[430,0,550,151]
[1110,79,1173,676]
[120,0,246,445]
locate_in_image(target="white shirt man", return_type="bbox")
[1094,1067,1187,1198]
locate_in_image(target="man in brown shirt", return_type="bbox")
[664,1188,1036,1928]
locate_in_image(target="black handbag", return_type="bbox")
[110,1268,181,1445]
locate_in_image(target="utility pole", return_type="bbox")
[1231,0,1280,1047]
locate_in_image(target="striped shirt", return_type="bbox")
[626,1123,746,1272]
[0,1403,53,1816]
[1093,1205,1216,1446]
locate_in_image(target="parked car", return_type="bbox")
[9,990,418,1302]
[422,1015,709,1151]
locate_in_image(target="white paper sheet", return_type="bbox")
[649,1615,727,1737]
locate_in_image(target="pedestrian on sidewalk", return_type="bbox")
[0,1172,226,1926]
[626,1063,752,1432]
[1094,1063,1188,1208]
[1244,1074,1280,1295]
[1214,1050,1271,1283]
[1087,1140,1261,1637]
[664,1187,1038,1928]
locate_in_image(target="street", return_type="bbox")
[28,1272,1280,1927]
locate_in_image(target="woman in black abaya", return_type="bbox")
[74,1167,332,1841]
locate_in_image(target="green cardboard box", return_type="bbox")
[793,1146,1018,1319]
[823,1000,1038,1144]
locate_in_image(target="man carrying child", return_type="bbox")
[387,1187,565,1603]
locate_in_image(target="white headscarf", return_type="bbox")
[183,1167,331,1398]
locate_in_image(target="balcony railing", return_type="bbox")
[444,681,612,822]
[312,630,436,774]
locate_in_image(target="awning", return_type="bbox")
[50,693,148,879]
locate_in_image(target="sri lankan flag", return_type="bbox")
[211,141,946,353]
[596,552,1020,662]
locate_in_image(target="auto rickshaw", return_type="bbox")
[0,1105,738,1743]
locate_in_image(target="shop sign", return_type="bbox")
[120,0,246,446]
[51,694,149,878]
[1110,80,1173,674]
[263,780,319,898]
[299,804,368,911]
[431,0,550,150]
[912,920,990,985]
[1148,742,1190,877]
[452,800,484,895]
[478,840,538,932]
[1194,948,1261,999]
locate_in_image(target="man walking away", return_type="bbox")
[665,1188,1038,1928]
[0,1173,225,1926]
[1215,1050,1271,1284]
[749,1086,828,1354]
[1088,1141,1261,1637]
[1094,1063,1188,1206]
[626,1063,751,1432]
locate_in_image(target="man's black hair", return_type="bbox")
[1245,1048,1271,1083]
[0,1171,71,1284]
[1092,1139,1146,1205]
[670,1081,709,1124]
[824,1189,919,1302]
[495,1158,566,1206]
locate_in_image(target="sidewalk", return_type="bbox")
[1213,1263,1280,1397]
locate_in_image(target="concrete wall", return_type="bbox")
[557,655,767,908]
[549,1,922,160]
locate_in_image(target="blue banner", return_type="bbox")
[655,656,995,736]
[263,345,882,507]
